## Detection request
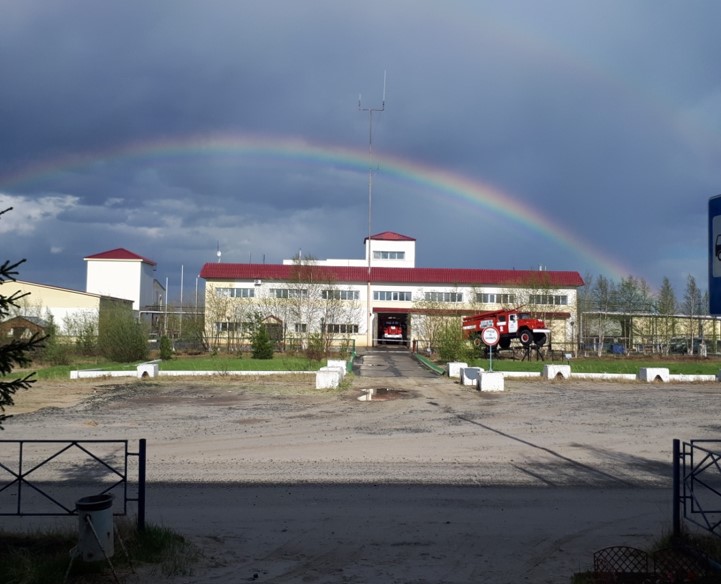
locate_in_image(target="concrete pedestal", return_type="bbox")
[137,362,159,378]
[638,367,669,383]
[447,362,468,379]
[327,360,347,377]
[460,367,484,386]
[316,366,343,389]
[478,371,504,392]
[543,364,571,380]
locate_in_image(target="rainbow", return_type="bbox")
[0,132,632,279]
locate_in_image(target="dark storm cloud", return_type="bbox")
[1,0,720,297]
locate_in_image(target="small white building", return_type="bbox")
[84,248,161,312]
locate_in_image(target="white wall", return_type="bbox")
[86,260,142,310]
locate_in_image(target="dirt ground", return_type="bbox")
[2,366,720,582]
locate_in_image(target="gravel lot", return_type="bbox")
[3,354,720,583]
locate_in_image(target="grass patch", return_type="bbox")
[156,355,323,372]
[0,520,199,583]
[29,354,326,379]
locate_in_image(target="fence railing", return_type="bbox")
[0,439,146,530]
[674,439,721,539]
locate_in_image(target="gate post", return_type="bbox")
[138,438,146,532]
[673,438,680,538]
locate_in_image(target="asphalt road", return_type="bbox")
[354,348,437,378]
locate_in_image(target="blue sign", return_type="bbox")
[709,195,721,314]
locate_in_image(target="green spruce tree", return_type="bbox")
[0,209,45,428]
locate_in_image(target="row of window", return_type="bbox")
[529,294,568,306]
[216,322,358,334]
[425,291,464,303]
[216,287,255,298]
[216,287,566,305]
[373,250,405,260]
[322,289,360,300]
[374,290,412,302]
[477,293,515,304]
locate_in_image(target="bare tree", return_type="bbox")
[590,275,615,356]
[612,275,654,350]
[682,275,704,354]
[656,277,677,354]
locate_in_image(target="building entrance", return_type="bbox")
[376,313,409,346]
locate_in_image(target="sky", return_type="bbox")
[1,1,720,302]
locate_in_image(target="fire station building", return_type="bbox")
[199,232,584,352]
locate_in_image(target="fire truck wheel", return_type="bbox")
[534,333,547,347]
[473,336,482,347]
[518,329,533,346]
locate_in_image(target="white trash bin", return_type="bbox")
[76,494,114,561]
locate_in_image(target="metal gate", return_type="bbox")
[0,439,146,530]
[674,439,721,538]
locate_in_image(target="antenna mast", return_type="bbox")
[358,71,386,348]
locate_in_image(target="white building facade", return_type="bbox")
[200,232,585,351]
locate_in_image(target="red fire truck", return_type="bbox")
[462,309,549,349]
[382,318,404,343]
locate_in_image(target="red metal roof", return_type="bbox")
[363,231,416,242]
[84,248,157,266]
[200,263,584,287]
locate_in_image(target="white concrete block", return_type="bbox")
[137,363,159,378]
[447,362,468,379]
[543,364,571,380]
[461,367,484,386]
[638,367,669,383]
[478,371,505,392]
[316,367,342,389]
[327,360,347,377]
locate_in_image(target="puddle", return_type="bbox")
[358,388,402,401]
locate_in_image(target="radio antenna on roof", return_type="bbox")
[358,70,386,347]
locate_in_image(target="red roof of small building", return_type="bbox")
[84,248,157,266]
[199,263,584,287]
[364,231,416,242]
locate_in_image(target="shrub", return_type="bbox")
[436,319,471,362]
[159,336,173,360]
[305,332,325,361]
[97,307,148,362]
[251,324,274,359]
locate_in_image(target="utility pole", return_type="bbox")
[358,71,386,348]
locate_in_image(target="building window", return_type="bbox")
[424,291,463,303]
[324,323,359,334]
[270,288,308,299]
[322,289,360,300]
[216,287,255,298]
[374,290,412,302]
[476,293,516,304]
[373,251,405,260]
[294,323,307,333]
[215,321,241,332]
[529,294,568,306]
